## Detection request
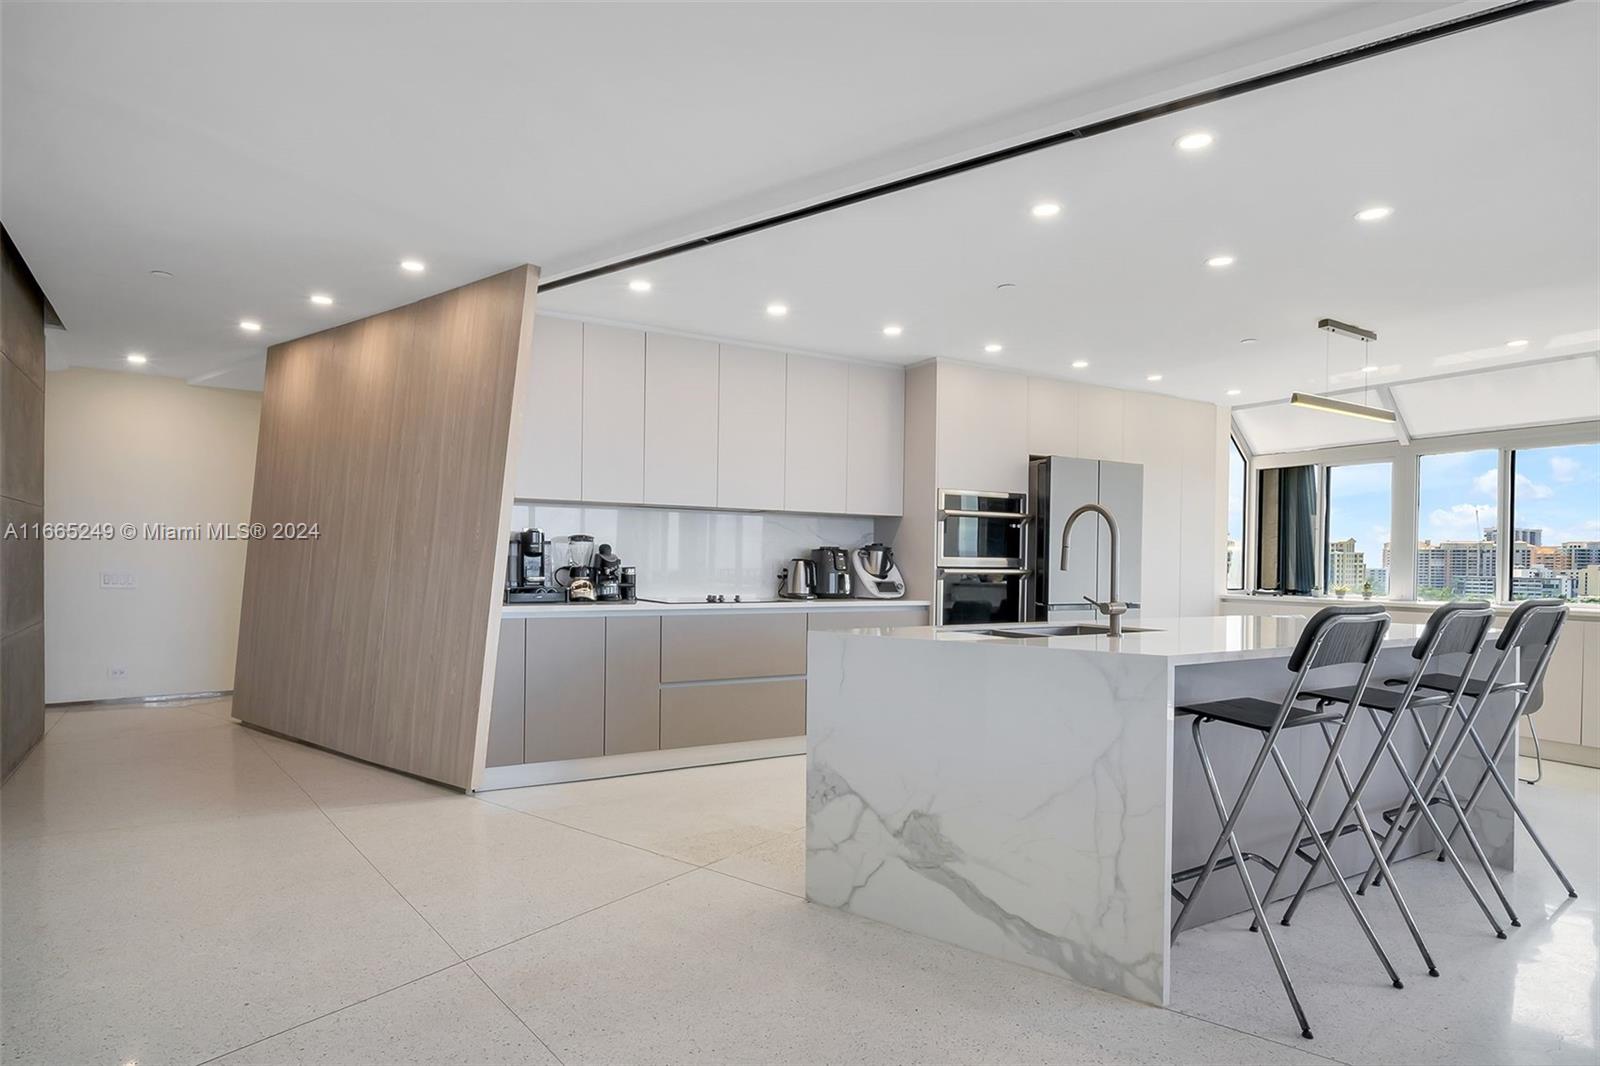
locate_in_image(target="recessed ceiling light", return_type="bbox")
[882,324,903,337]
[1506,338,1528,348]
[147,269,173,280]
[1146,374,1164,382]
[1240,337,1258,345]
[239,319,262,333]
[125,352,148,365]
[984,343,1003,354]
[1205,255,1235,269]
[1354,205,1394,222]
[1175,131,1215,152]
[309,293,333,306]
[1071,360,1089,369]
[399,259,426,273]
[1030,202,1061,219]
[628,279,652,293]
[1226,388,1242,396]
[765,302,788,317]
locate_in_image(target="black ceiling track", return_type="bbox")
[538,0,1569,293]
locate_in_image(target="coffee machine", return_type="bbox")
[505,528,564,603]
[593,543,636,603]
[812,546,853,599]
[554,535,598,602]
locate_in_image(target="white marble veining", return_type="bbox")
[512,502,876,600]
[881,613,1430,665]
[807,629,1175,1004]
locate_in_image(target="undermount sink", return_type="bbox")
[978,623,1160,638]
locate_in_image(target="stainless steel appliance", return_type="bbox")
[935,489,1030,625]
[1031,457,1142,621]
[811,546,853,599]
[554,534,598,602]
[850,542,905,599]
[506,528,565,604]
[778,558,817,600]
[594,543,635,602]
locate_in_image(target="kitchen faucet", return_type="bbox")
[1059,503,1128,637]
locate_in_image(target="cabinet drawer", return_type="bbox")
[660,612,807,682]
[807,607,929,631]
[660,679,805,749]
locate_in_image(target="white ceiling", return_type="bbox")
[2,1,1480,389]
[541,1,1600,420]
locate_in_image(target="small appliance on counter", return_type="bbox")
[505,528,565,603]
[812,546,853,599]
[850,542,906,599]
[778,557,817,600]
[593,543,636,602]
[554,534,598,602]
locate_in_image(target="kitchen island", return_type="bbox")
[805,615,1520,1007]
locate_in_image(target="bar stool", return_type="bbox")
[1279,601,1507,942]
[1171,604,1400,1040]
[1386,598,1576,900]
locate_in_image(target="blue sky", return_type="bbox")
[1325,444,1600,570]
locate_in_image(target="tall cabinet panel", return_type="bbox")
[846,363,905,516]
[516,316,583,501]
[717,345,786,510]
[581,324,645,503]
[784,355,849,513]
[605,615,662,755]
[644,333,719,507]
[524,617,605,762]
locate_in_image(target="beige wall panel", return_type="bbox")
[234,267,536,788]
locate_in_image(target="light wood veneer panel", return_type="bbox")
[233,267,536,788]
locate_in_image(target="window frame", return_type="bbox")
[1247,418,1598,604]
[1320,460,1395,598]
[1226,435,1248,591]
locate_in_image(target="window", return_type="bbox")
[1324,462,1392,597]
[1416,449,1498,601]
[1226,438,1246,590]
[1508,442,1600,603]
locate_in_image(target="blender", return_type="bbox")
[554,534,598,602]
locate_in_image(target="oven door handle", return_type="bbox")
[938,509,1032,520]
[937,567,1032,575]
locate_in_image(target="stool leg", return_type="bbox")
[1521,716,1543,786]
[1186,718,1315,1039]
[1359,708,1507,938]
[1266,747,1404,990]
[1252,699,1348,930]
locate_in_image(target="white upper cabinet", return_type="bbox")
[846,363,904,516]
[581,324,646,503]
[1026,377,1079,459]
[784,355,849,514]
[935,362,1029,493]
[516,315,583,501]
[644,333,719,507]
[717,345,786,511]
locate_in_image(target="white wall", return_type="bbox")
[43,370,260,702]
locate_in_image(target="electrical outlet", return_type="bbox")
[108,666,128,680]
[100,571,138,590]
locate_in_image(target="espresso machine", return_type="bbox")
[593,543,636,603]
[505,528,565,603]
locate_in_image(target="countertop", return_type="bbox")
[501,598,931,619]
[825,614,1428,666]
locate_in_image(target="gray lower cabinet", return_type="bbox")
[660,678,805,749]
[524,616,605,762]
[485,619,526,767]
[806,606,929,631]
[605,615,661,754]
[661,613,806,682]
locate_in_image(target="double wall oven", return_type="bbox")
[935,488,1030,625]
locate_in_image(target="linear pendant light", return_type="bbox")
[1290,318,1397,422]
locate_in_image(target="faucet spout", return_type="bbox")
[1059,503,1126,636]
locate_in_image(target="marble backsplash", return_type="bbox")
[511,502,878,600]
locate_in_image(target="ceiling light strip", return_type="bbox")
[537,0,1567,293]
[1289,392,1398,422]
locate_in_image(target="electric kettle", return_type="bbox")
[779,558,817,599]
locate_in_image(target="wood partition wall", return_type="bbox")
[234,266,537,789]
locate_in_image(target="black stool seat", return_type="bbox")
[1300,685,1407,713]
[1177,696,1344,732]
[1415,673,1489,697]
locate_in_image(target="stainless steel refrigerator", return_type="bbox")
[1029,456,1143,621]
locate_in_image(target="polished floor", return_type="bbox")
[1,698,1594,1065]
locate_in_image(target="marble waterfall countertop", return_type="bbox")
[865,613,1428,665]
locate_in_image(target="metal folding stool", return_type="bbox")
[1385,598,1576,901]
[1170,605,1401,1040]
[1274,601,1504,948]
